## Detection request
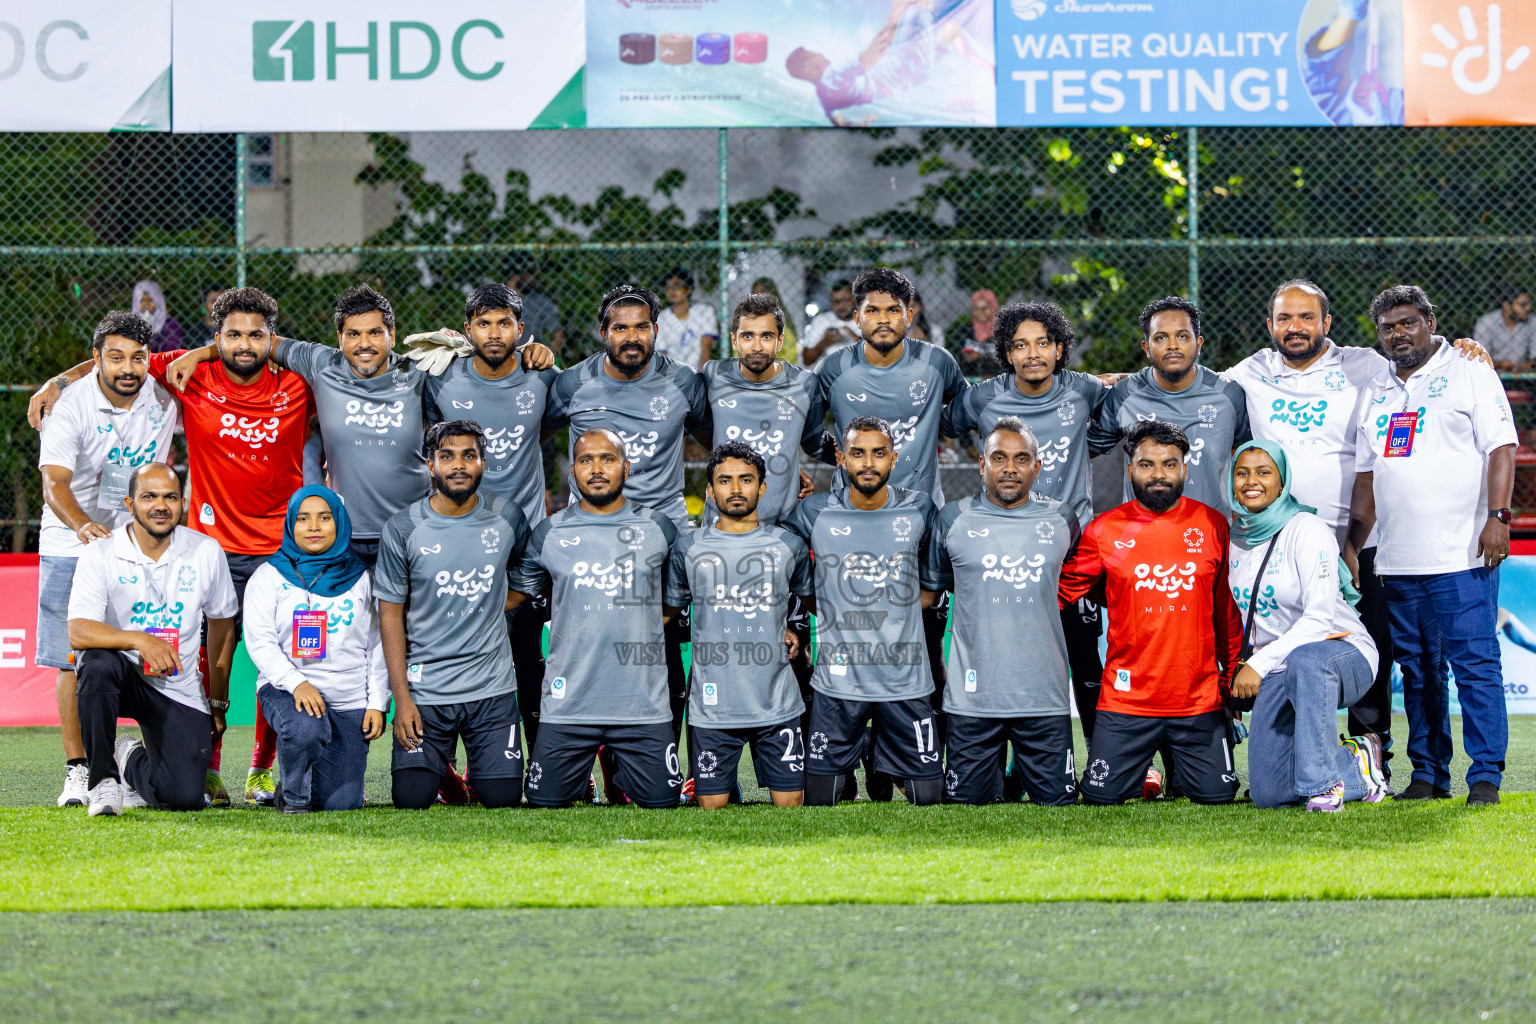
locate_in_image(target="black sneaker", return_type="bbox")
[1396,778,1452,800]
[1467,781,1501,806]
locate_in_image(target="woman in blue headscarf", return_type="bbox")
[242,486,384,812]
[1227,440,1388,811]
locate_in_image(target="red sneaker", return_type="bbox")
[1141,766,1163,801]
[437,763,475,806]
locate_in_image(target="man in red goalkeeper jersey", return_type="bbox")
[1059,420,1242,804]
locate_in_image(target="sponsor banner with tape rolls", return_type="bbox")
[586,0,997,127]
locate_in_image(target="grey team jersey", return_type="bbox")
[374,494,529,706]
[544,352,710,531]
[783,486,943,702]
[929,494,1081,718]
[275,339,430,539]
[509,500,679,726]
[1088,365,1251,517]
[940,370,1106,527]
[701,359,830,527]
[816,339,968,506]
[425,357,558,526]
[665,523,814,728]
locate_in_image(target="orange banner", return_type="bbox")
[1404,0,1536,124]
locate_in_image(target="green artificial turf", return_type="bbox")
[3,901,1534,1023]
[1,715,1533,912]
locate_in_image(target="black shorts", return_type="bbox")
[944,713,1075,806]
[1081,709,1236,805]
[390,691,523,781]
[690,720,805,795]
[526,721,682,809]
[805,692,942,781]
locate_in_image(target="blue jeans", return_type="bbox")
[1384,569,1507,789]
[257,684,370,810]
[1248,640,1374,808]
[35,555,78,670]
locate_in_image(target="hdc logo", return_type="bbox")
[252,20,505,82]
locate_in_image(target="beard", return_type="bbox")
[432,468,481,504]
[476,343,513,370]
[606,339,653,375]
[865,329,906,356]
[741,351,775,375]
[1132,476,1184,513]
[105,372,145,398]
[1275,330,1325,362]
[850,469,891,497]
[133,508,176,539]
[577,478,623,506]
[220,351,263,378]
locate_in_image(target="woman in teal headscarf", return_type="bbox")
[242,486,385,812]
[1227,440,1388,811]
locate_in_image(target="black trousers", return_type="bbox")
[1348,546,1398,757]
[1062,601,1105,741]
[667,607,690,742]
[76,650,210,811]
[508,594,550,749]
[923,593,950,750]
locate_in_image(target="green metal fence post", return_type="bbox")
[1186,126,1199,307]
[717,127,730,358]
[235,133,248,288]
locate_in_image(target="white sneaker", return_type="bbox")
[57,764,90,807]
[87,777,122,817]
[114,734,143,780]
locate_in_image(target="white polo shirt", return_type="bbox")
[1224,341,1384,543]
[1354,339,1519,575]
[1228,512,1378,679]
[68,523,238,711]
[37,370,180,559]
[655,302,718,368]
[802,308,860,359]
[242,563,388,713]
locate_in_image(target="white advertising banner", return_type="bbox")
[0,0,170,131]
[172,1,586,132]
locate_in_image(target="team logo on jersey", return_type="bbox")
[909,380,928,403]
[845,392,867,402]
[344,400,406,434]
[1198,404,1219,426]
[200,503,215,525]
[1183,528,1205,551]
[717,398,738,409]
[558,537,581,548]
[219,413,280,449]
[270,389,293,412]
[1428,375,1448,398]
[620,525,646,549]
[1134,561,1197,596]
[1057,401,1077,426]
[1269,398,1327,433]
[391,369,411,391]
[1036,522,1056,541]
[481,527,501,554]
[1088,759,1109,784]
[777,397,796,419]
[830,526,853,537]
[96,423,114,434]
[117,574,139,585]
[177,566,197,592]
[1135,412,1156,423]
[982,551,1047,589]
[1324,370,1347,392]
[419,543,442,556]
[1113,539,1135,550]
[809,731,828,755]
[527,762,543,785]
[451,400,473,410]
[434,565,497,602]
[697,751,718,773]
[892,515,913,541]
[649,396,670,420]
[967,528,990,538]
[516,390,536,413]
[147,401,167,427]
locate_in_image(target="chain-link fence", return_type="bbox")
[4,126,1536,548]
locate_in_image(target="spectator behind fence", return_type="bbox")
[1346,285,1517,806]
[1472,285,1534,371]
[133,280,185,354]
[656,267,719,369]
[506,258,566,355]
[800,279,859,366]
[952,288,1001,378]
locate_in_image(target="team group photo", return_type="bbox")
[3,0,1534,1021]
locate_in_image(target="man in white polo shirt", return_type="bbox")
[68,463,238,816]
[1223,279,1488,782]
[1346,285,1518,807]
[36,311,179,808]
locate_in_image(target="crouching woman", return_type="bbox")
[243,486,386,812]
[1227,441,1387,811]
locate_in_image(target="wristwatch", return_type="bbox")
[207,698,231,712]
[1489,508,1513,525]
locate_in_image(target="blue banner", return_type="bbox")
[995,0,1405,126]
